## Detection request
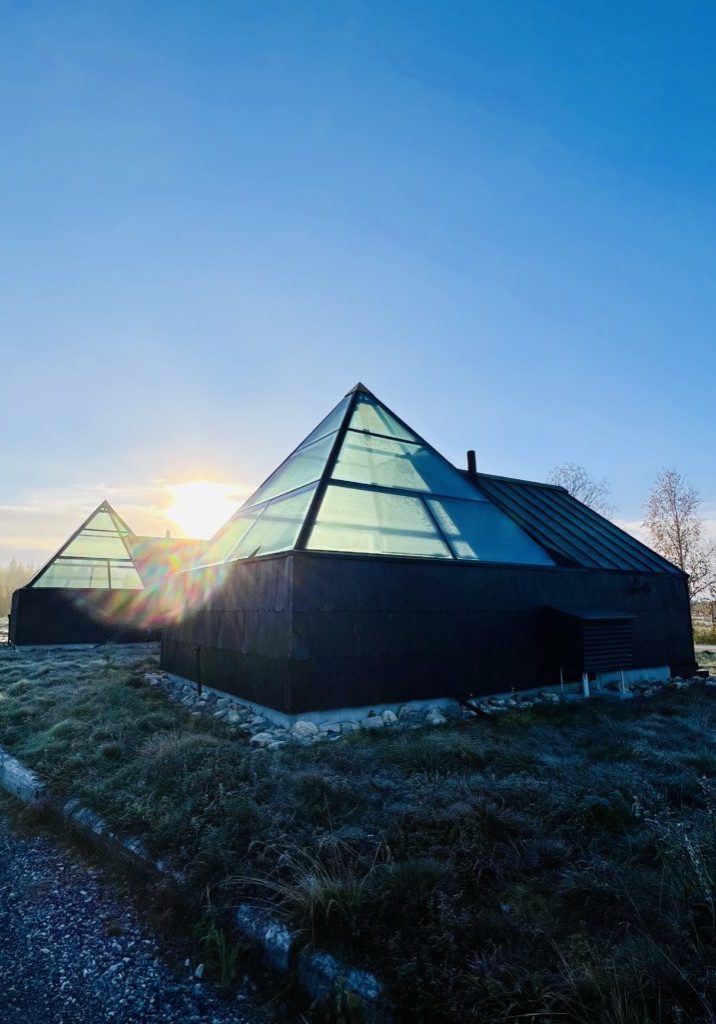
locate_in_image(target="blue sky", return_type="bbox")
[1,1,714,560]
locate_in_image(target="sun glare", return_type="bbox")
[166,481,239,539]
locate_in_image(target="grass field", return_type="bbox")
[2,644,716,1021]
[696,645,716,667]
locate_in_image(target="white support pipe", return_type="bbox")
[581,672,590,698]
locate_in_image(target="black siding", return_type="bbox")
[160,557,293,709]
[9,588,160,645]
[289,554,693,711]
[160,551,695,713]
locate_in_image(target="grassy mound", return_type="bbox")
[2,646,716,1021]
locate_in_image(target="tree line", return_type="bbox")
[548,463,716,600]
[0,560,35,617]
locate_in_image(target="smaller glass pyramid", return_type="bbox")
[31,501,144,589]
[200,385,555,567]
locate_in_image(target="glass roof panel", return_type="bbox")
[348,394,419,441]
[297,396,350,450]
[63,534,131,559]
[427,498,555,565]
[200,507,264,566]
[194,388,554,568]
[31,504,144,589]
[34,559,111,589]
[228,486,316,561]
[108,564,145,589]
[307,484,451,559]
[333,432,479,499]
[242,433,335,509]
[86,511,121,533]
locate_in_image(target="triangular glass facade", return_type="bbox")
[31,502,145,589]
[201,386,555,567]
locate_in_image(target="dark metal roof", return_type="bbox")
[471,472,683,575]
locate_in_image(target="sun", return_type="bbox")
[166,481,239,539]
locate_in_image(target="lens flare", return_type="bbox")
[166,480,239,539]
[69,545,230,631]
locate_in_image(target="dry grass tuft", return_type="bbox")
[4,646,716,1019]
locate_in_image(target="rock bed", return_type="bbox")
[144,671,466,747]
[145,669,716,748]
[0,811,271,1024]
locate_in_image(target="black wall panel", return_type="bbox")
[9,588,160,645]
[160,551,695,713]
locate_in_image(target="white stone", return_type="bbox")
[426,708,448,726]
[320,722,342,734]
[267,740,287,751]
[477,703,499,717]
[226,710,241,724]
[290,720,319,739]
[381,710,399,726]
[341,721,360,733]
[249,732,275,748]
[361,715,384,731]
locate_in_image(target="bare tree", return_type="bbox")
[643,468,716,600]
[547,462,614,516]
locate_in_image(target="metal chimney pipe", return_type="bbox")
[466,450,477,476]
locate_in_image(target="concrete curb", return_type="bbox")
[0,745,390,1021]
[0,748,48,805]
[234,903,387,1018]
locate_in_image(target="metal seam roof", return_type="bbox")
[473,473,681,575]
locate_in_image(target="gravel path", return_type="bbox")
[0,810,273,1024]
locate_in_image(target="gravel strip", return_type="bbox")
[0,809,274,1024]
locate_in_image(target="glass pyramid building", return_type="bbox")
[29,501,145,590]
[200,384,554,567]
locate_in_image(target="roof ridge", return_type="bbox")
[470,470,567,491]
